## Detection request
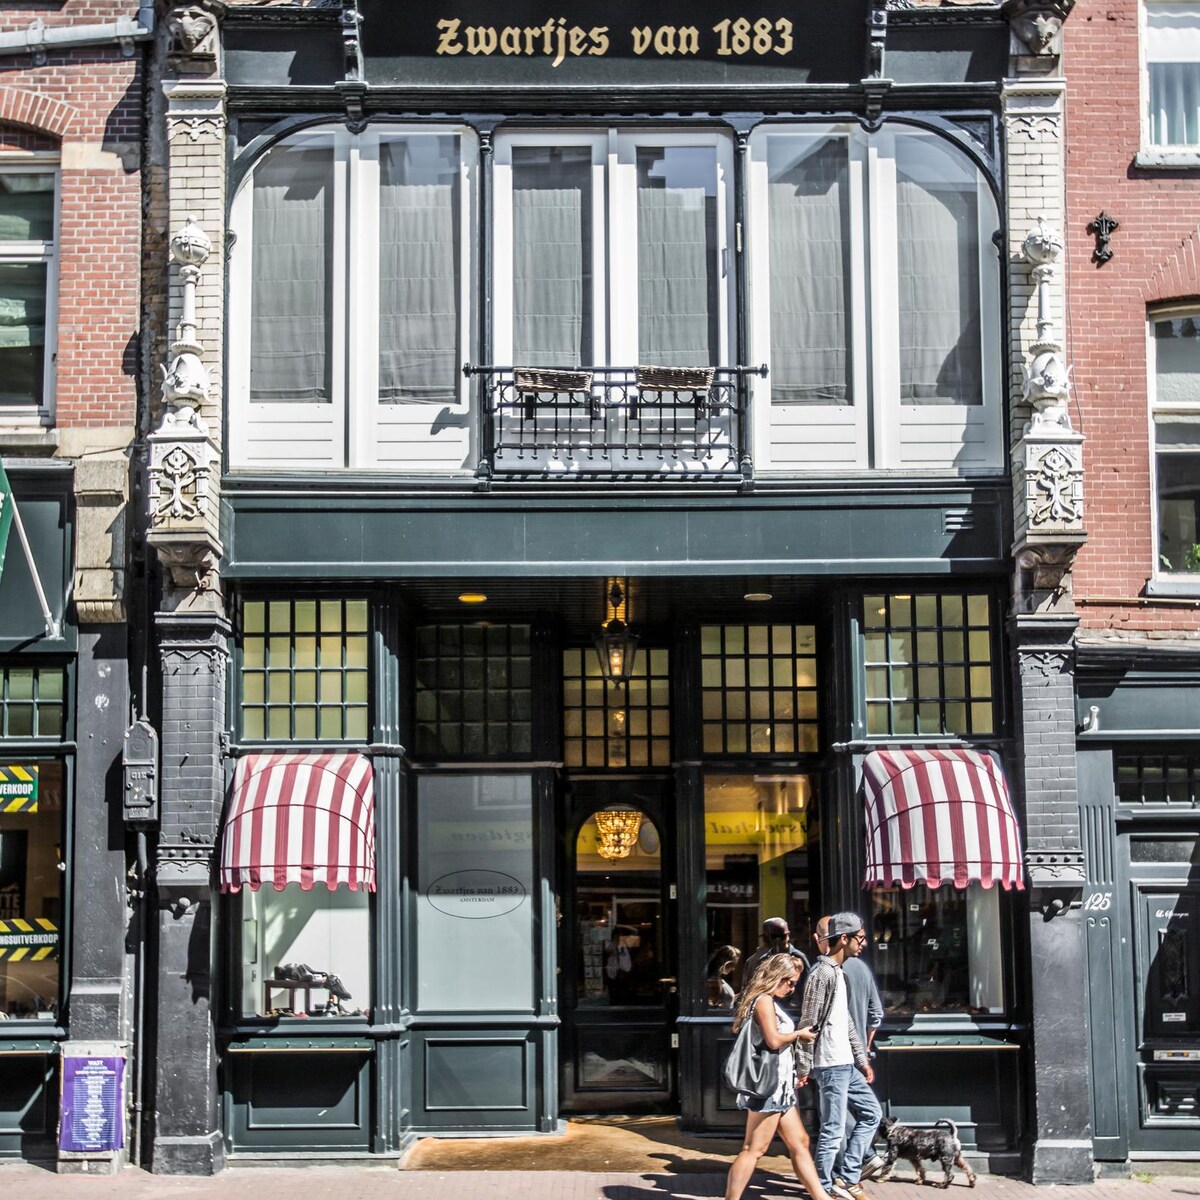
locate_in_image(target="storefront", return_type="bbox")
[143,0,1092,1178]
[0,464,74,1158]
[208,579,1026,1162]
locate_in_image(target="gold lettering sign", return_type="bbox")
[434,15,796,65]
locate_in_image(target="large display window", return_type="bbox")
[702,772,818,1007]
[0,761,62,1020]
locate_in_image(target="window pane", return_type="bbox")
[1155,316,1200,404]
[379,136,460,405]
[1158,451,1200,572]
[704,774,817,1010]
[416,774,534,1011]
[512,146,592,366]
[1150,60,1200,146]
[241,885,370,1019]
[636,146,719,366]
[0,762,62,1020]
[0,174,54,242]
[870,883,1002,1015]
[896,136,982,406]
[0,262,46,407]
[250,143,334,402]
[768,136,851,404]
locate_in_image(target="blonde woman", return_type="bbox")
[725,955,831,1200]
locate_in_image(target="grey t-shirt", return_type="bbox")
[842,955,884,1045]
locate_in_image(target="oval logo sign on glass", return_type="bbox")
[427,870,528,919]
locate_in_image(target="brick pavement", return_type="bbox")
[0,1165,1198,1200]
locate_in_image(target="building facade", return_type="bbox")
[0,0,147,1174]
[1066,0,1200,1166]
[124,0,1102,1179]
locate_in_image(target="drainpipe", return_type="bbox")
[0,7,154,60]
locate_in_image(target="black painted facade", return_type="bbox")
[135,0,1097,1181]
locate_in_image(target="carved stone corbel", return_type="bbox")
[166,2,226,74]
[1002,0,1074,66]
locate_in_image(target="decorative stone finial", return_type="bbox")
[169,216,212,269]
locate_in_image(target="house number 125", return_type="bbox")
[712,17,795,56]
[1084,891,1112,911]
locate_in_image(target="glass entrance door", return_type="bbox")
[560,779,677,1112]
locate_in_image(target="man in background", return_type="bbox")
[742,915,809,1004]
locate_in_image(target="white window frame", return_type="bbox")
[1148,307,1200,590]
[1140,0,1200,164]
[493,128,736,369]
[0,157,59,427]
[228,124,476,472]
[747,123,1002,476]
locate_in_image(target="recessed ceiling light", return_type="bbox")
[458,592,487,604]
[744,591,773,602]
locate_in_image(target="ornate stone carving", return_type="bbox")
[1029,444,1083,527]
[166,3,224,72]
[1003,0,1074,56]
[168,116,223,143]
[1020,645,1071,676]
[148,218,223,611]
[1026,850,1086,886]
[1010,113,1061,140]
[1014,543,1080,614]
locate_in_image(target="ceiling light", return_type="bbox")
[458,592,487,604]
[744,591,773,602]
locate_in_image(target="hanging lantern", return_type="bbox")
[594,580,640,684]
[593,808,644,860]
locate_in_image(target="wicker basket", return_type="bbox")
[514,368,593,393]
[635,365,716,391]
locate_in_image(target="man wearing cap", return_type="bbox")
[797,911,883,1200]
[814,914,886,1185]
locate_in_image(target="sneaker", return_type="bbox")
[859,1155,887,1181]
[834,1181,871,1200]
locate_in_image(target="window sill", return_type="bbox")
[1145,578,1200,598]
[1135,148,1200,170]
[0,426,58,455]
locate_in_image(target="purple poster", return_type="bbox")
[59,1056,124,1152]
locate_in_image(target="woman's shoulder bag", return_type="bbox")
[722,1009,781,1098]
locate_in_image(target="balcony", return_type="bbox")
[466,364,767,484]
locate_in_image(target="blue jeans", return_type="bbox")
[812,1063,883,1189]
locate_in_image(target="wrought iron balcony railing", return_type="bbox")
[465,363,767,483]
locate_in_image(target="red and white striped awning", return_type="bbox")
[219,753,376,893]
[862,748,1024,891]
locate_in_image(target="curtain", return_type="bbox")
[512,146,592,367]
[1151,64,1200,146]
[636,146,718,367]
[767,136,851,404]
[896,140,982,406]
[379,136,460,405]
[250,144,333,403]
[0,262,45,406]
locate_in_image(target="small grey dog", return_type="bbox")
[876,1116,977,1188]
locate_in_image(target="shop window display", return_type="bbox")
[239,885,370,1019]
[0,761,61,1019]
[869,883,1002,1015]
[703,773,818,1007]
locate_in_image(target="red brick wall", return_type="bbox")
[0,4,143,431]
[1065,0,1200,632]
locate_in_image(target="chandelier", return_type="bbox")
[593,580,640,685]
[593,808,644,860]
